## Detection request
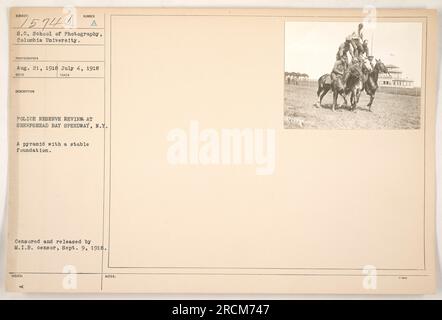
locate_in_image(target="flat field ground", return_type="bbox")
[284,83,421,129]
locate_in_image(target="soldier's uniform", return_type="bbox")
[346,24,364,57]
[336,41,351,66]
[329,23,370,94]
[331,59,346,91]
[361,40,370,58]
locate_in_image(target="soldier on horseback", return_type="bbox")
[330,58,346,91]
[336,23,370,92]
[342,56,364,88]
[315,22,377,111]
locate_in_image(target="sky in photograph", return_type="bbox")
[285,22,422,86]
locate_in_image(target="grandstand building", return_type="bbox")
[378,64,415,88]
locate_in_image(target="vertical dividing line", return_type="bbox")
[100,13,106,291]
[107,15,112,270]
[423,17,427,271]
[283,18,285,129]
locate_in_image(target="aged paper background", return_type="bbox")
[1,5,439,295]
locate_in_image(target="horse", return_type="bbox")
[316,72,351,109]
[347,57,373,111]
[315,54,350,107]
[330,71,349,112]
[347,66,364,111]
[331,57,373,112]
[315,74,332,107]
[364,59,390,111]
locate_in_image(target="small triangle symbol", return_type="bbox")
[91,20,97,27]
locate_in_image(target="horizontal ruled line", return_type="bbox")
[13,60,104,63]
[8,271,432,277]
[12,27,104,30]
[13,76,104,79]
[12,44,104,46]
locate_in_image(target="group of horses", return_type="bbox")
[315,58,390,112]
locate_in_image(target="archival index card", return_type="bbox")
[6,7,438,293]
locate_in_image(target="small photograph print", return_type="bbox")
[284,21,422,129]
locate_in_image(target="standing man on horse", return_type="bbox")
[346,23,364,57]
[361,39,370,58]
[336,40,352,68]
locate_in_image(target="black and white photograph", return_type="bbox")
[284,21,422,129]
